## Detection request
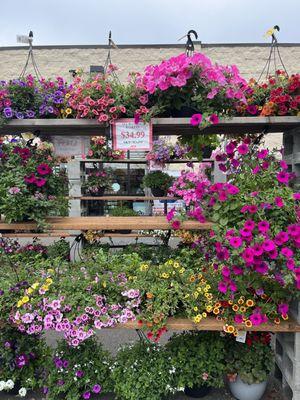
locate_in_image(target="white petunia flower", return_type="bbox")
[0,381,5,391]
[6,380,14,390]
[19,387,27,397]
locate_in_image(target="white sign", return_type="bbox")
[51,136,90,157]
[112,119,152,151]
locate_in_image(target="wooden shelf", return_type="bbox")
[0,216,212,231]
[120,317,300,332]
[79,158,211,164]
[0,231,75,238]
[1,117,299,136]
[74,196,179,201]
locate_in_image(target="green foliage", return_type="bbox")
[110,205,139,217]
[226,333,274,384]
[112,340,173,400]
[142,170,174,190]
[166,331,226,388]
[0,327,50,392]
[46,338,112,400]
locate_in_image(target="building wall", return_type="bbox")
[0,42,299,82]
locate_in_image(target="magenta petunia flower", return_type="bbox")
[241,248,254,263]
[92,384,102,394]
[277,171,290,184]
[252,244,263,256]
[249,313,263,326]
[278,303,289,315]
[35,178,47,187]
[24,173,36,184]
[255,262,268,275]
[257,220,270,233]
[209,113,219,124]
[257,149,269,159]
[218,281,227,294]
[248,205,258,214]
[229,236,243,248]
[237,143,249,155]
[234,314,244,324]
[275,196,284,207]
[293,193,300,200]
[171,220,181,230]
[262,239,276,252]
[232,265,243,275]
[225,142,236,155]
[37,163,52,175]
[281,247,294,258]
[222,266,231,277]
[244,220,255,230]
[190,113,203,126]
[82,391,91,399]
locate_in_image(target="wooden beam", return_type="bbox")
[1,117,299,136]
[75,196,179,201]
[0,216,213,231]
[121,317,300,332]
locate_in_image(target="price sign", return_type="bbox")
[112,119,152,151]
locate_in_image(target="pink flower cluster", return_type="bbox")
[136,53,247,102]
[13,282,141,346]
[68,75,126,124]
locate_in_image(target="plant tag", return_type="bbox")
[236,331,247,343]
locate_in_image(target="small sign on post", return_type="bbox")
[112,119,152,151]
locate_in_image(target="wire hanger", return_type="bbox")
[19,31,42,80]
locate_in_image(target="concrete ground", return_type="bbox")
[0,330,284,400]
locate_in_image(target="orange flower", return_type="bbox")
[245,320,252,328]
[232,304,239,312]
[246,299,254,307]
[274,318,281,325]
[213,308,220,315]
[146,292,154,299]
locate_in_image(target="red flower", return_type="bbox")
[37,163,52,176]
[35,178,47,187]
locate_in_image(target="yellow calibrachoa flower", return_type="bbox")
[206,305,213,313]
[193,314,202,323]
[140,264,149,271]
[31,282,39,290]
[47,269,54,274]
[228,300,233,305]
[205,293,213,300]
[46,278,53,285]
[173,262,180,268]
[193,306,198,312]
[213,308,220,315]
[27,288,33,295]
[65,108,72,115]
[41,285,49,292]
[202,312,207,318]
[21,296,29,304]
[184,294,190,299]
[240,306,247,313]
[226,325,235,334]
[65,93,71,99]
[17,300,23,308]
[161,273,169,279]
[179,268,185,274]
[193,292,199,299]
[102,281,107,288]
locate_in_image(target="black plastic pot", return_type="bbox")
[202,146,213,159]
[171,106,200,118]
[88,187,105,196]
[151,188,166,197]
[105,230,132,234]
[184,385,212,398]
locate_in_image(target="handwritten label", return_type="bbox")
[112,119,152,151]
[51,136,90,157]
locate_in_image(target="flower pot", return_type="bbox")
[228,375,268,400]
[171,106,200,118]
[184,385,212,398]
[105,229,132,234]
[202,146,213,159]
[151,188,166,197]
[88,187,105,196]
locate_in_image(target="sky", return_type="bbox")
[0,0,299,46]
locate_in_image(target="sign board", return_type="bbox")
[51,136,90,157]
[112,119,152,151]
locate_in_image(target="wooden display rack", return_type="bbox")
[1,116,300,332]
